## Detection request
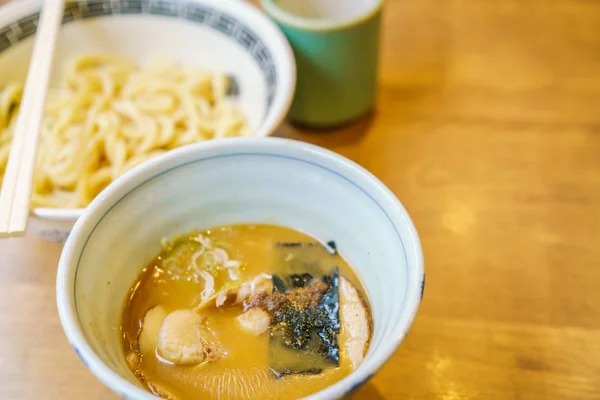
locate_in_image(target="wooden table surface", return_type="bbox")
[2,0,600,399]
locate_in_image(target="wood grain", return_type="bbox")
[1,0,600,398]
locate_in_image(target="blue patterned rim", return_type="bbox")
[0,0,277,106]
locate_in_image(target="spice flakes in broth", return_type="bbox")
[121,224,372,400]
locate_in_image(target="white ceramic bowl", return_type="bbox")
[56,137,424,400]
[0,0,295,243]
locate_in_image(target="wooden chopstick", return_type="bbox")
[0,0,64,238]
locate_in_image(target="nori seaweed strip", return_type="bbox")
[272,275,288,293]
[276,241,337,255]
[276,242,319,248]
[267,268,341,376]
[271,368,323,379]
[318,268,340,364]
[289,273,313,288]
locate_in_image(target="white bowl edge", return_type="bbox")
[56,137,425,400]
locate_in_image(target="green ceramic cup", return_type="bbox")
[261,0,382,127]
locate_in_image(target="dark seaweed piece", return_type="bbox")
[276,241,319,248]
[318,269,340,363]
[272,275,288,293]
[325,240,338,255]
[270,368,323,379]
[276,241,337,255]
[267,268,341,376]
[289,273,313,288]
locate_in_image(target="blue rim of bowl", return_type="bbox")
[57,137,424,400]
[0,0,277,106]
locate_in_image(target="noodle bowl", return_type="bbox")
[0,0,296,242]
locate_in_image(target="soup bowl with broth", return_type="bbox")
[56,137,424,399]
[0,0,295,243]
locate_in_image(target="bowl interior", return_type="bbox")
[0,0,285,135]
[59,138,423,399]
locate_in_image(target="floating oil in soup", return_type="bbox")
[121,224,372,399]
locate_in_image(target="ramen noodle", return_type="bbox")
[0,54,248,208]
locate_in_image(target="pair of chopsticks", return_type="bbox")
[0,0,64,238]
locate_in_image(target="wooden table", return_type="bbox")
[2,0,600,399]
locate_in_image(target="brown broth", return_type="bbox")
[121,224,371,400]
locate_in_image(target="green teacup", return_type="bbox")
[262,0,382,128]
